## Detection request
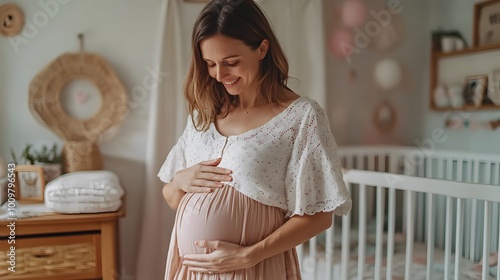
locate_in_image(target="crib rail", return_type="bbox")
[338,146,500,259]
[299,169,500,280]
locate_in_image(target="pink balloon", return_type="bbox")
[342,0,367,27]
[329,29,354,58]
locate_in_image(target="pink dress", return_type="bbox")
[158,97,352,280]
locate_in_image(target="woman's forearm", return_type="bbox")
[162,182,185,210]
[248,211,333,263]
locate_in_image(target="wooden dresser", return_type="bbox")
[0,207,125,280]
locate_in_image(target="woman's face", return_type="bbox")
[200,34,268,97]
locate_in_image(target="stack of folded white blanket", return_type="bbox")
[44,170,124,213]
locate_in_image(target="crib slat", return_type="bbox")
[460,159,471,259]
[405,190,415,280]
[426,193,435,280]
[346,155,353,169]
[374,186,385,280]
[497,218,500,280]
[444,196,453,278]
[416,158,425,242]
[357,184,367,280]
[471,160,479,261]
[296,244,303,272]
[309,236,317,280]
[436,158,446,249]
[485,161,491,185]
[493,202,499,253]
[482,201,491,280]
[368,154,375,171]
[454,198,463,280]
[495,162,500,185]
[471,199,478,260]
[386,188,396,280]
[325,221,334,280]
[378,153,386,172]
[341,183,352,280]
[388,152,399,173]
[356,154,364,170]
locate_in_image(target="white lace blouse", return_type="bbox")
[158,96,352,217]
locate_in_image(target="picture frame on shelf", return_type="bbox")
[473,0,500,47]
[463,75,488,107]
[15,165,45,202]
[488,69,500,105]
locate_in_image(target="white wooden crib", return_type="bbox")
[298,146,500,280]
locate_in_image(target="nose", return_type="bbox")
[215,65,228,82]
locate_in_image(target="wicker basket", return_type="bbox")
[61,141,103,173]
[0,242,96,278]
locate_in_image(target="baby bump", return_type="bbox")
[176,185,285,256]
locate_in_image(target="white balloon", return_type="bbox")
[374,59,402,90]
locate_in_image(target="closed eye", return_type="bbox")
[206,61,239,68]
[225,61,239,67]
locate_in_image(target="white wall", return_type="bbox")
[0,0,163,276]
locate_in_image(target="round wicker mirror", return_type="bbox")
[29,52,128,172]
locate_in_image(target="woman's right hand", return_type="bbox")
[171,158,232,193]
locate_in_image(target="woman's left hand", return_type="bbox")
[182,240,258,274]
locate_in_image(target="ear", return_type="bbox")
[258,39,269,60]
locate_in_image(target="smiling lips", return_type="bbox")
[223,78,239,85]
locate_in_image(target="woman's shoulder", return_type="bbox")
[288,94,327,119]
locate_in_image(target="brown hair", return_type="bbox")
[185,0,290,131]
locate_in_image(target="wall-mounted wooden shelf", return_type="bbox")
[430,44,500,111]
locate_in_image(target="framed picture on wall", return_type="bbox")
[488,69,500,105]
[15,165,45,202]
[473,0,500,47]
[463,75,488,107]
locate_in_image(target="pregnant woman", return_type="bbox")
[158,0,352,279]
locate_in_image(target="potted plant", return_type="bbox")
[34,144,62,183]
[11,144,62,184]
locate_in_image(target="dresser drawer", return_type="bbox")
[0,232,101,280]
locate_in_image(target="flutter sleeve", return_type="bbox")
[285,103,352,217]
[157,117,191,183]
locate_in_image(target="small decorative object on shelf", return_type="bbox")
[448,84,464,108]
[14,165,45,202]
[431,29,467,53]
[473,0,500,47]
[463,75,488,107]
[429,35,500,110]
[488,69,500,105]
[11,143,62,184]
[433,84,449,108]
[445,117,500,131]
